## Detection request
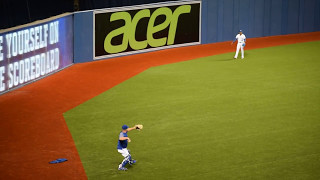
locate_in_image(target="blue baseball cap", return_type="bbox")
[239,30,242,32]
[122,125,128,130]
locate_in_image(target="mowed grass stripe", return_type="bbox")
[64,41,320,179]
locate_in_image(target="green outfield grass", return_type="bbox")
[64,41,320,179]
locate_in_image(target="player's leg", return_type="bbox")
[118,157,130,170]
[241,45,244,59]
[117,148,130,170]
[234,43,240,59]
[127,149,137,165]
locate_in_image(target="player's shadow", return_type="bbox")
[215,52,249,61]
[215,58,235,61]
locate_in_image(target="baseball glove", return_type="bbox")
[135,124,143,130]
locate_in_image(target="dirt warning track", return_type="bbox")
[0,32,320,179]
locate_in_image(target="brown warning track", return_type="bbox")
[0,32,319,179]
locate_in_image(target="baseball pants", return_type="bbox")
[118,148,132,168]
[234,42,244,59]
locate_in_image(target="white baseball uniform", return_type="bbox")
[118,148,130,157]
[234,34,246,59]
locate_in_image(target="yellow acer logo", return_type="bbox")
[104,5,191,54]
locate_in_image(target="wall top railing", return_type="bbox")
[0,13,73,34]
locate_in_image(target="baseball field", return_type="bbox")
[64,41,320,179]
[0,32,320,179]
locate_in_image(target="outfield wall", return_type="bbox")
[74,1,201,63]
[74,0,320,63]
[74,11,94,63]
[0,14,74,95]
[201,0,320,43]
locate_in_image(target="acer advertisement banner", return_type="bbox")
[94,1,201,59]
[0,14,73,95]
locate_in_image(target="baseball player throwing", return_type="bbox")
[231,30,246,59]
[117,124,143,171]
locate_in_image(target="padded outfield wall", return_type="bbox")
[74,0,320,63]
[74,1,202,63]
[201,0,320,43]
[0,13,74,95]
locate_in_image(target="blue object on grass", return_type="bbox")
[49,158,68,164]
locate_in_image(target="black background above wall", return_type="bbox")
[0,0,181,30]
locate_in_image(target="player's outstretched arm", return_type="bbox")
[127,126,137,132]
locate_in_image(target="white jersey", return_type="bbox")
[236,34,246,43]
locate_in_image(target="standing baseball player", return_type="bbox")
[117,124,142,171]
[231,30,246,59]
